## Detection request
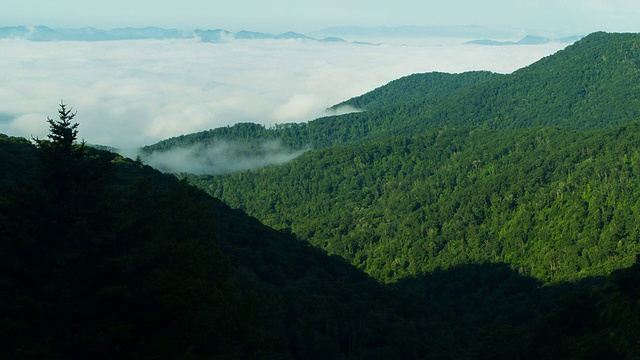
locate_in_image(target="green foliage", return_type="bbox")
[188,123,640,283]
[1,127,633,357]
[2,128,484,358]
[0,110,242,358]
[398,32,640,131]
[329,70,503,111]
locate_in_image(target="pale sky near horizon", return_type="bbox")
[3,0,640,34]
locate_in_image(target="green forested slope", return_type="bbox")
[7,31,640,357]
[388,31,640,131]
[328,70,503,111]
[188,123,640,283]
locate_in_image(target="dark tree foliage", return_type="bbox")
[132,31,640,358]
[1,112,630,358]
[1,106,241,358]
[33,101,83,157]
[600,255,640,358]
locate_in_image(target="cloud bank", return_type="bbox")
[143,139,308,175]
[0,37,569,149]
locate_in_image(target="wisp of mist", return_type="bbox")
[143,139,308,175]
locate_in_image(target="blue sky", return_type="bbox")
[3,0,640,34]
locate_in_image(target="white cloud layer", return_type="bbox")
[0,37,568,149]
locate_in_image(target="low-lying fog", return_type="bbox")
[0,37,568,150]
[0,36,573,174]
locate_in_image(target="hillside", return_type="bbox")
[188,123,640,283]
[143,32,640,286]
[5,30,640,357]
[140,70,505,155]
[392,31,640,131]
[142,32,640,159]
[1,111,638,358]
[328,70,503,111]
[1,124,475,358]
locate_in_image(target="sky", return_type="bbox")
[3,0,640,34]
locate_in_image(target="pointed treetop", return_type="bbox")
[35,101,85,157]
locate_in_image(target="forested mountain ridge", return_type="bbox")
[188,123,640,284]
[328,70,503,111]
[395,31,640,130]
[142,31,640,157]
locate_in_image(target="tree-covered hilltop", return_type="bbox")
[142,32,640,159]
[140,69,506,155]
[328,70,503,111]
[187,122,640,284]
[389,31,640,131]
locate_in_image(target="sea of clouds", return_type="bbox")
[0,37,569,152]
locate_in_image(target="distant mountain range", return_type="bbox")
[0,25,193,41]
[0,25,580,46]
[310,25,516,38]
[192,28,374,44]
[0,25,372,44]
[466,34,584,45]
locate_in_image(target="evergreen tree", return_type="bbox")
[34,101,84,158]
[32,101,93,203]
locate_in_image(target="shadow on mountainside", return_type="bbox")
[393,262,618,359]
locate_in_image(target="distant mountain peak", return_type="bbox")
[466,34,583,46]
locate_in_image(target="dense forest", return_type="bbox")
[3,104,640,359]
[137,71,509,154]
[3,30,640,359]
[328,71,503,111]
[188,124,640,283]
[163,32,640,357]
[177,32,640,282]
